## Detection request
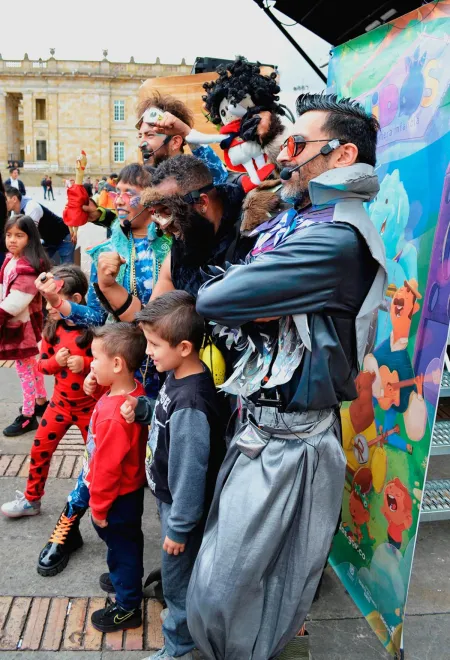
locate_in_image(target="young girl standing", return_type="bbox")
[2,264,101,518]
[1,215,50,436]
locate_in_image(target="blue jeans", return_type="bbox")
[93,488,144,611]
[45,235,75,265]
[67,470,90,515]
[158,499,204,657]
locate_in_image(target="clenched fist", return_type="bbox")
[83,371,98,397]
[149,111,190,139]
[97,252,126,289]
[67,355,84,374]
[35,272,60,307]
[56,347,70,367]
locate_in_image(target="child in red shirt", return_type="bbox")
[1,264,99,519]
[83,322,148,634]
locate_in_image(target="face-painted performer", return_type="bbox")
[34,164,171,579]
[185,94,387,660]
[136,90,228,186]
[81,91,230,233]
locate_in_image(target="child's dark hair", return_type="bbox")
[92,322,146,372]
[4,214,51,273]
[43,265,93,348]
[136,291,204,352]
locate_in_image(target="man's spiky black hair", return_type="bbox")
[202,56,285,125]
[295,93,380,167]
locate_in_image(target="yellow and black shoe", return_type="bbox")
[37,504,85,576]
[91,597,142,633]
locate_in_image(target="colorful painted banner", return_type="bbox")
[327,2,450,656]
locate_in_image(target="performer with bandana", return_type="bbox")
[35,163,171,578]
[185,94,387,660]
[81,92,229,230]
[135,91,228,183]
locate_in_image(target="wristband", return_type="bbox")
[113,292,134,317]
[53,297,64,310]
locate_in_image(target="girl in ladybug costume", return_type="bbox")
[1,265,101,519]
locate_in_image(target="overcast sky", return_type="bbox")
[1,0,331,113]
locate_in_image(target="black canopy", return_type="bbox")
[268,0,422,45]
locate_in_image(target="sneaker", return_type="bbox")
[99,572,115,593]
[91,597,142,633]
[1,491,41,518]
[142,648,199,660]
[20,401,49,417]
[3,414,39,437]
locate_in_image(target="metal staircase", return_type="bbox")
[421,341,450,521]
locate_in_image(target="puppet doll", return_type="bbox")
[187,56,286,193]
[62,151,90,241]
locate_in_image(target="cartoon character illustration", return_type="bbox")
[399,47,427,117]
[364,279,427,443]
[343,467,375,544]
[381,477,413,549]
[368,170,417,343]
[186,56,286,193]
[349,490,372,544]
[342,371,411,495]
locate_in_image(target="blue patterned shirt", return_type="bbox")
[191,145,227,185]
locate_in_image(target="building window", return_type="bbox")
[36,99,46,120]
[114,100,125,121]
[36,140,47,161]
[113,141,125,163]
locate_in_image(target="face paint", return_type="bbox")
[110,190,141,206]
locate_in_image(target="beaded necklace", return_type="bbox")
[129,232,150,384]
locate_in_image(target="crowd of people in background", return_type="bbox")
[0,71,386,660]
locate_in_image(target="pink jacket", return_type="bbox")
[0,254,44,360]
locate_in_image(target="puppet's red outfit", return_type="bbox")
[219,120,274,193]
[24,323,98,502]
[63,185,89,228]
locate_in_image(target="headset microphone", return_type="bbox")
[280,139,342,181]
[140,135,173,162]
[140,142,152,162]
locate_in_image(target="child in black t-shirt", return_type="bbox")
[120,291,225,660]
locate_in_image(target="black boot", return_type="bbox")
[37,504,86,576]
[99,572,115,593]
[143,567,164,603]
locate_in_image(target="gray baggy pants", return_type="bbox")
[187,404,346,660]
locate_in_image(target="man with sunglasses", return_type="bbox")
[186,94,388,660]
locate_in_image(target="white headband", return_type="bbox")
[136,106,165,130]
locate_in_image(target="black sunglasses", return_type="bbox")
[181,183,215,205]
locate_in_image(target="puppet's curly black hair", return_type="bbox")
[202,56,285,125]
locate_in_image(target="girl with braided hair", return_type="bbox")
[1,265,102,519]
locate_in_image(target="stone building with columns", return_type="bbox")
[0,51,192,185]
